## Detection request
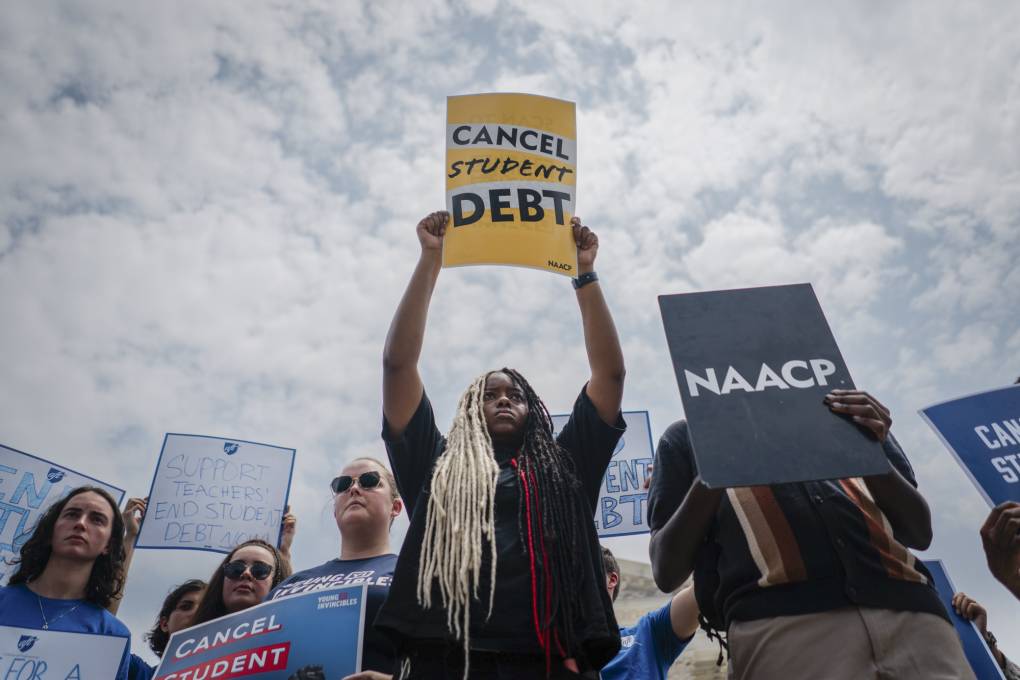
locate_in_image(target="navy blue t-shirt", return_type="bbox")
[128,653,155,680]
[600,601,692,680]
[267,554,397,673]
[0,584,131,680]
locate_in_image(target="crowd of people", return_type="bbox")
[1,212,1018,679]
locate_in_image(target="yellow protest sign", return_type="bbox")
[443,93,578,276]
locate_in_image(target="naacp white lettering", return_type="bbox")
[684,359,837,397]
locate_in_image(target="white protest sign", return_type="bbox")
[0,624,127,679]
[551,411,655,537]
[136,434,295,554]
[1,444,125,585]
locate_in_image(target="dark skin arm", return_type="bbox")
[649,478,723,593]
[571,217,626,423]
[825,389,933,549]
[980,501,1020,599]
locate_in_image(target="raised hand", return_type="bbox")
[951,591,988,634]
[572,216,599,271]
[981,501,1020,598]
[417,210,448,251]
[280,505,297,559]
[824,389,892,441]
[123,497,147,540]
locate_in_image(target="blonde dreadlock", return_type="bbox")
[417,373,500,657]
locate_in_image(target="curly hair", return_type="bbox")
[146,579,207,657]
[7,486,126,609]
[190,539,291,626]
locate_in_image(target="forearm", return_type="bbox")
[107,539,136,615]
[864,469,932,549]
[650,481,723,592]
[383,251,441,371]
[575,268,625,419]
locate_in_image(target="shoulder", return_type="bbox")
[96,606,131,637]
[658,420,691,450]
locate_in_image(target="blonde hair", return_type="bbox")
[417,373,500,662]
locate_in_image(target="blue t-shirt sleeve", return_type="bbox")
[129,653,155,680]
[643,601,693,666]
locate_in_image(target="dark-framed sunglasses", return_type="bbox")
[223,560,274,581]
[330,471,382,494]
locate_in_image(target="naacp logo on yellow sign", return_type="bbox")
[444,93,578,276]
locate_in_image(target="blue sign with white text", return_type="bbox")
[155,585,366,679]
[0,443,125,585]
[921,385,1020,506]
[552,411,654,537]
[922,560,1005,680]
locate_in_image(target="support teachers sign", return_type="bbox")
[136,434,295,554]
[444,92,578,276]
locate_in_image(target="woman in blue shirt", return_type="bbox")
[0,485,132,680]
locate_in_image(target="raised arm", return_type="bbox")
[572,217,625,423]
[382,210,447,436]
[107,496,146,615]
[825,389,933,549]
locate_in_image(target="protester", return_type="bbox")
[379,210,626,679]
[952,591,1020,679]
[980,501,1020,600]
[648,390,975,679]
[189,538,291,626]
[267,457,402,679]
[0,486,132,680]
[128,579,207,680]
[598,545,698,680]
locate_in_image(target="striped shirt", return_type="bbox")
[647,421,948,629]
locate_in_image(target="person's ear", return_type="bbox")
[391,497,404,521]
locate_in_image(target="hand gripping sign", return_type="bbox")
[551,411,655,537]
[444,92,578,276]
[658,283,890,488]
[136,434,295,554]
[154,585,366,680]
[920,385,1020,506]
[922,560,1006,679]
[0,443,125,585]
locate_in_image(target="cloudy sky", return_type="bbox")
[2,0,1018,665]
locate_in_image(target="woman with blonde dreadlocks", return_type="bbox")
[378,210,626,679]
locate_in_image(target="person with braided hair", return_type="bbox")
[379,210,626,679]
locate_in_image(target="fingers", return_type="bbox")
[991,502,1020,550]
[571,216,598,251]
[418,210,449,237]
[824,390,891,440]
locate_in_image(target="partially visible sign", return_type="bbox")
[444,92,578,276]
[155,585,367,680]
[0,624,127,678]
[136,434,295,554]
[920,385,1020,506]
[922,560,1006,679]
[658,283,890,487]
[0,443,125,585]
[552,411,654,537]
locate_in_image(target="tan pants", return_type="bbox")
[727,607,976,680]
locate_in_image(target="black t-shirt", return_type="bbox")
[267,554,397,673]
[377,386,625,671]
[647,420,948,629]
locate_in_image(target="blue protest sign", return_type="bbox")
[0,624,128,678]
[0,443,125,585]
[920,385,1020,506]
[136,434,295,554]
[552,411,654,537]
[921,560,1005,679]
[155,585,366,679]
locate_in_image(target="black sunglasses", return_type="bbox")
[330,471,382,494]
[223,560,274,581]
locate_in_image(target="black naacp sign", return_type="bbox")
[658,283,890,487]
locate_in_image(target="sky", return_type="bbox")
[1,0,1019,666]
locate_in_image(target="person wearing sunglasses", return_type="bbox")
[267,457,403,680]
[188,538,291,627]
[379,212,626,678]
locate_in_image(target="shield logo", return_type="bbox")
[46,468,65,483]
[223,442,239,456]
[17,635,38,652]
